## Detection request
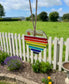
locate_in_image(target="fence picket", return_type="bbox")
[8,33,12,56]
[53,37,58,70]
[2,32,6,52]
[11,33,15,56]
[59,38,63,71]
[48,37,52,64]
[43,48,46,62]
[65,38,69,61]
[27,45,29,62]
[31,50,33,63]
[22,34,26,61]
[39,52,42,62]
[0,32,3,51]
[5,33,9,54]
[15,33,18,56]
[18,34,22,58]
[35,54,38,62]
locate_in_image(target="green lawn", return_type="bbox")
[0,21,69,40]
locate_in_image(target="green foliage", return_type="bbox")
[0,4,5,17]
[0,50,10,64]
[63,19,69,22]
[29,14,35,18]
[42,78,53,84]
[62,13,69,22]
[26,14,35,21]
[32,60,41,73]
[0,18,21,21]
[37,11,48,21]
[26,17,30,21]
[42,78,47,83]
[40,61,53,73]
[32,60,52,73]
[49,11,59,21]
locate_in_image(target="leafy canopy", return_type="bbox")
[49,11,59,21]
[0,4,5,17]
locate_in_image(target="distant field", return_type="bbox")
[0,21,69,40]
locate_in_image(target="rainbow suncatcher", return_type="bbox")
[24,35,48,54]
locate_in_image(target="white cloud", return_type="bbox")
[51,8,63,16]
[58,8,62,12]
[0,0,29,10]
[0,0,62,11]
[38,0,62,8]
[64,0,69,6]
[51,8,62,12]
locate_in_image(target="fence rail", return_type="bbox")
[0,32,69,71]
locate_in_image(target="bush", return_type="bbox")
[32,60,41,73]
[26,14,35,21]
[40,61,52,73]
[26,17,30,21]
[0,18,21,21]
[49,11,59,21]
[4,56,23,71]
[63,19,69,22]
[32,60,52,73]
[62,13,69,21]
[0,50,10,64]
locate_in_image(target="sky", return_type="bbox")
[0,0,69,17]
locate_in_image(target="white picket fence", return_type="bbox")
[0,32,69,71]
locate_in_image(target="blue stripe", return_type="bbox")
[29,46,43,51]
[31,49,41,53]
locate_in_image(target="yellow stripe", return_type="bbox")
[26,41,46,47]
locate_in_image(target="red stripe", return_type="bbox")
[25,38,48,44]
[24,35,48,41]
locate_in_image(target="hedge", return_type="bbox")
[0,18,22,21]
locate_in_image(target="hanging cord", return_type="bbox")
[29,0,38,36]
[29,0,35,31]
[34,0,38,36]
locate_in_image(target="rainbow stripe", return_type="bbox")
[24,35,48,54]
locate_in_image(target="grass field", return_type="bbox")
[0,21,69,40]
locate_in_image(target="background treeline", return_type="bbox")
[26,11,69,22]
[0,18,22,21]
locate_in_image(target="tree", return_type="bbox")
[26,17,30,21]
[29,14,35,18]
[0,4,5,17]
[30,14,35,20]
[62,13,69,22]
[49,11,59,21]
[26,14,35,21]
[38,11,48,21]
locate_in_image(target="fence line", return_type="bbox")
[0,32,69,71]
